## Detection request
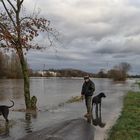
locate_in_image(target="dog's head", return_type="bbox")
[100,92,106,98]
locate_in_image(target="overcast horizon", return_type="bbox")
[23,0,140,74]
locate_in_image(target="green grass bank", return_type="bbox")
[107,91,140,140]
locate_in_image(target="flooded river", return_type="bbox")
[0,78,139,140]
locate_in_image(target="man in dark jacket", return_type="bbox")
[81,75,95,117]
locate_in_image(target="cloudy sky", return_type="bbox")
[24,0,140,74]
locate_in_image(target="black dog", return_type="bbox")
[92,92,106,126]
[92,92,106,105]
[0,100,14,122]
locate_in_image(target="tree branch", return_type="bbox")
[20,0,24,5]
[1,0,16,28]
[17,0,23,12]
[7,0,17,12]
[0,22,6,30]
[20,16,33,23]
[0,22,17,47]
[16,0,23,46]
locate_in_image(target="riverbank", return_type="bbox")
[107,91,140,140]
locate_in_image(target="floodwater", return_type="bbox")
[0,78,139,140]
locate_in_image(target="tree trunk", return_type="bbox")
[17,48,31,109]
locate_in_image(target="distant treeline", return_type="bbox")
[128,75,140,78]
[95,62,131,81]
[0,51,23,79]
[31,69,95,78]
[33,62,134,81]
[54,69,94,77]
[0,51,139,80]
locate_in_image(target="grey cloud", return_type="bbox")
[23,0,140,74]
[94,38,124,54]
[113,54,128,58]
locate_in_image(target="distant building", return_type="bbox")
[37,70,57,77]
[38,70,45,76]
[48,71,57,76]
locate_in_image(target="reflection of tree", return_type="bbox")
[25,113,32,133]
[24,111,37,133]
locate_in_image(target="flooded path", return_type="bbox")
[0,78,138,140]
[19,118,95,140]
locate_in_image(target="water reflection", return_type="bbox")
[86,110,106,127]
[0,122,10,137]
[92,109,106,128]
[24,111,37,133]
[25,113,32,133]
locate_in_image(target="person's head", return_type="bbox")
[84,75,90,82]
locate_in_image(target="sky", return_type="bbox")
[23,0,140,74]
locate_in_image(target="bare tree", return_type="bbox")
[118,62,131,73]
[0,0,56,110]
[108,62,131,81]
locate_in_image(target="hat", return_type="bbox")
[84,75,89,80]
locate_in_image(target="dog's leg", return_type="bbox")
[2,109,9,122]
[95,104,98,118]
[99,103,102,124]
[92,104,98,126]
[99,103,101,117]
[98,103,106,128]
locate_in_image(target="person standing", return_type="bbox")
[81,75,95,117]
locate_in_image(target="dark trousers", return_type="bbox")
[85,96,92,114]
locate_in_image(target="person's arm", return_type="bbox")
[81,83,85,95]
[91,82,95,93]
[81,83,85,100]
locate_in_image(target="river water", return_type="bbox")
[0,78,139,140]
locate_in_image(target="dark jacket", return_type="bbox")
[81,79,95,96]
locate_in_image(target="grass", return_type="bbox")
[107,91,140,140]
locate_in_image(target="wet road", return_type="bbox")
[19,118,95,140]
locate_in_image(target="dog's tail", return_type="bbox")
[8,100,14,108]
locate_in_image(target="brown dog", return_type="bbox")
[0,100,14,122]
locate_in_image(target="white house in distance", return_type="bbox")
[48,71,57,76]
[37,70,45,76]
[37,70,57,77]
